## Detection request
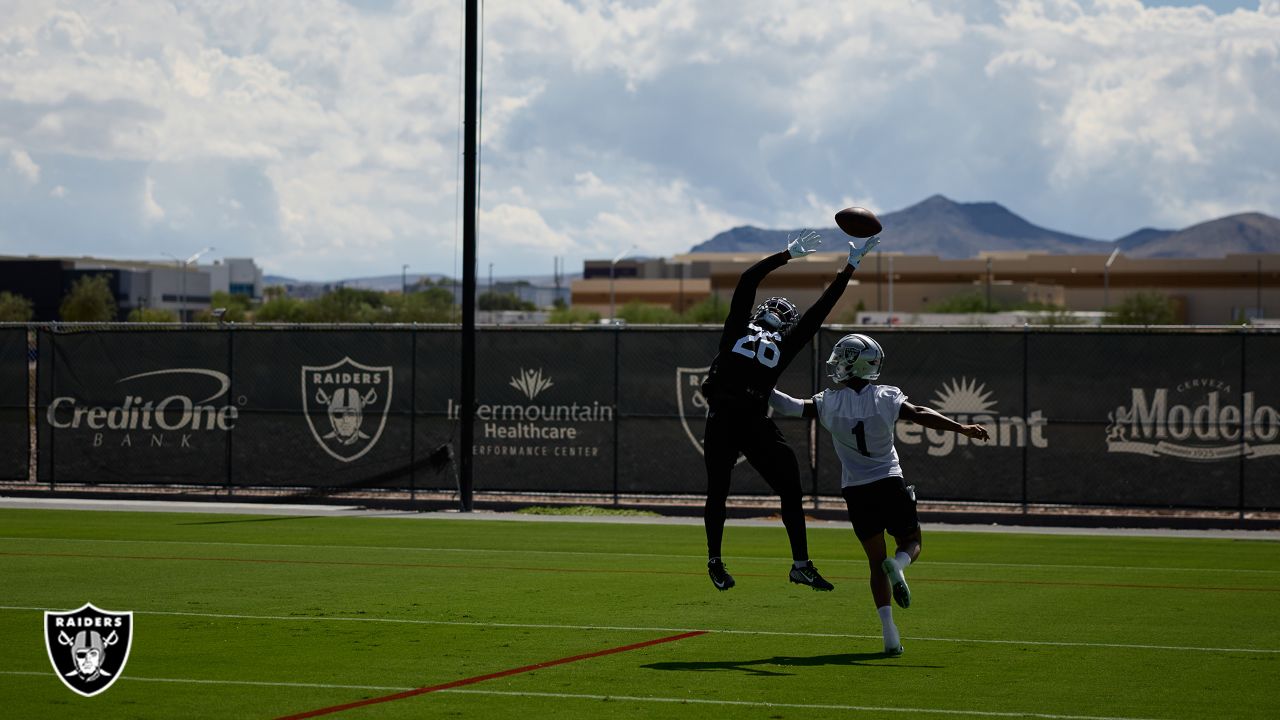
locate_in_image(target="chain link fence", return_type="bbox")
[4,323,1278,512]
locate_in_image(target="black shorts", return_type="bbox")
[841,476,919,541]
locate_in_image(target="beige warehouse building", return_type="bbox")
[573,252,1280,325]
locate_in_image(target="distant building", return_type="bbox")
[202,258,264,300]
[0,255,262,321]
[572,251,1280,325]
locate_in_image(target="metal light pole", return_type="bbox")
[609,245,636,322]
[182,246,215,324]
[402,264,409,295]
[1104,247,1121,313]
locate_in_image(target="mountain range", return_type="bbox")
[690,194,1280,259]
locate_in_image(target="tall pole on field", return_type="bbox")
[459,0,479,511]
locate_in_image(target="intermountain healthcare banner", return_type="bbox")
[0,329,29,480]
[37,330,232,485]
[456,330,616,493]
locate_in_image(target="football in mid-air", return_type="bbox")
[834,207,883,238]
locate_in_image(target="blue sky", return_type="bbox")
[2,1,1278,280]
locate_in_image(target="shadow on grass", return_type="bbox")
[642,652,942,677]
[175,515,325,526]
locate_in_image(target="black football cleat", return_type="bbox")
[882,558,911,609]
[788,561,834,591]
[708,559,735,591]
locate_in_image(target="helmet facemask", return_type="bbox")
[826,333,885,382]
[752,297,799,333]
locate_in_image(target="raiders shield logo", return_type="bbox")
[675,366,746,465]
[302,357,393,463]
[44,603,133,697]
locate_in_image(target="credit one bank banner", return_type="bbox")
[28,327,1280,510]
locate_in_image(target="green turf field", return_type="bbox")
[1,507,1277,719]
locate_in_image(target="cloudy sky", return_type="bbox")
[2,1,1277,281]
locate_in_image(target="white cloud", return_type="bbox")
[0,0,1276,278]
[141,176,164,223]
[8,150,40,184]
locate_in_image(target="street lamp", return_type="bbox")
[1104,247,1121,313]
[164,247,214,323]
[609,244,636,323]
[402,264,410,295]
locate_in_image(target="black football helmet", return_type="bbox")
[752,297,799,332]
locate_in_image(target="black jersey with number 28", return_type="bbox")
[702,250,854,415]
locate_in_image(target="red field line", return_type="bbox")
[3,550,1278,593]
[273,630,707,720]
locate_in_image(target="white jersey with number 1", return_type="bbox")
[813,384,907,488]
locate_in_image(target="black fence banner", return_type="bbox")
[615,328,815,496]
[462,329,616,493]
[18,326,1280,512]
[231,330,415,488]
[1027,332,1246,508]
[0,329,29,480]
[38,330,232,485]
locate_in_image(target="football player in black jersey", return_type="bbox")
[701,230,881,591]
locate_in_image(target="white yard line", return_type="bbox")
[1,536,1276,575]
[0,606,1274,655]
[0,671,1168,720]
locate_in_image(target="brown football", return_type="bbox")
[834,207,883,238]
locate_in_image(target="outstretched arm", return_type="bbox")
[788,236,881,344]
[899,401,989,440]
[770,389,818,419]
[720,232,823,346]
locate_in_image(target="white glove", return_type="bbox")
[847,236,881,269]
[786,230,823,258]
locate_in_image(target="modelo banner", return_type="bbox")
[0,329,30,480]
[37,330,233,485]
[1026,332,1279,509]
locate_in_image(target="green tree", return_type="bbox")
[681,295,729,324]
[388,286,458,322]
[478,292,536,311]
[0,291,33,321]
[617,301,681,324]
[127,307,179,322]
[305,287,386,322]
[547,306,602,324]
[59,275,117,321]
[253,295,309,323]
[194,291,251,323]
[931,292,996,313]
[1106,292,1177,325]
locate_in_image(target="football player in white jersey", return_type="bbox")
[769,333,989,655]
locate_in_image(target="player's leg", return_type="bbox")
[881,479,921,609]
[702,412,738,590]
[843,484,901,655]
[743,418,833,590]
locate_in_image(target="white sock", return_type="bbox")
[793,559,809,569]
[877,605,900,648]
[894,551,913,570]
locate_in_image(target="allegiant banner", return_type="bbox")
[25,327,1280,510]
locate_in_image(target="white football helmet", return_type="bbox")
[826,333,885,381]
